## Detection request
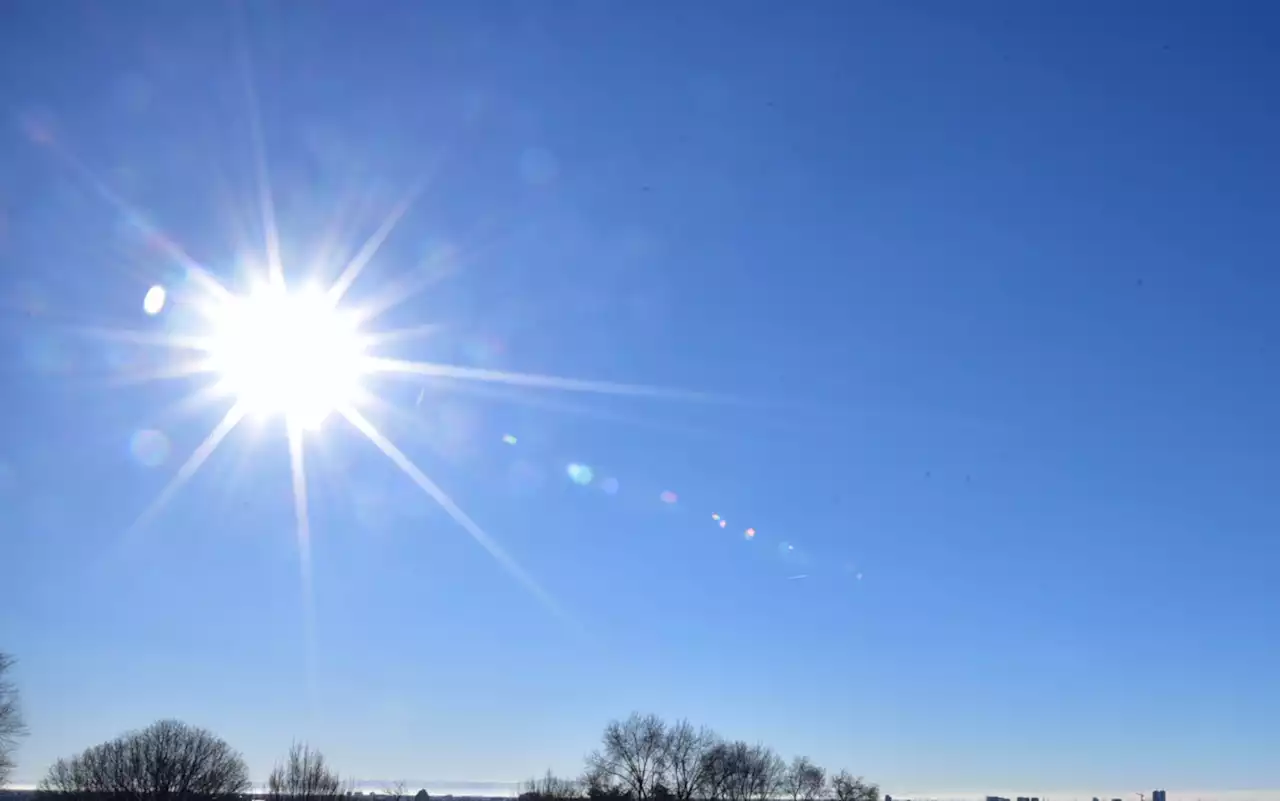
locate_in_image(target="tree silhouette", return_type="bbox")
[31,709,877,801]
[518,770,582,801]
[383,781,408,801]
[658,721,714,801]
[585,713,667,801]
[0,653,26,788]
[830,771,879,801]
[266,744,345,801]
[695,740,734,801]
[38,719,249,801]
[582,768,631,801]
[782,757,825,801]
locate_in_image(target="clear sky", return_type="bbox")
[3,0,1279,797]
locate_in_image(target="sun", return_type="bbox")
[204,281,368,430]
[23,40,737,665]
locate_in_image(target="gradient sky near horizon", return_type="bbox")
[3,0,1280,796]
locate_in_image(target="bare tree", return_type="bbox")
[699,741,783,801]
[267,743,345,801]
[744,745,784,801]
[782,757,826,801]
[581,715,874,801]
[585,713,667,801]
[582,765,631,801]
[719,743,745,801]
[0,653,27,788]
[658,721,714,801]
[38,719,249,801]
[519,770,583,801]
[697,740,743,801]
[383,782,408,801]
[695,740,733,801]
[830,772,879,801]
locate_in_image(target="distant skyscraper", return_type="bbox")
[1153,790,1166,801]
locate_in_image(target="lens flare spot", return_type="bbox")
[660,490,678,504]
[719,519,727,528]
[600,477,619,495]
[502,434,518,445]
[142,285,166,315]
[129,429,170,468]
[711,513,720,521]
[566,463,594,485]
[744,527,756,540]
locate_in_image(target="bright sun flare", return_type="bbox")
[205,282,368,430]
[22,38,747,672]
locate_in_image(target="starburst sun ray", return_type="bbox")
[76,326,216,351]
[130,402,247,536]
[233,1,284,289]
[327,178,430,305]
[362,357,727,402]
[339,405,572,625]
[103,359,216,388]
[286,421,320,696]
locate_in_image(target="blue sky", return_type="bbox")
[3,0,1280,796]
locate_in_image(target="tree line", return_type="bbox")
[520,712,878,801]
[1,654,879,801]
[38,723,362,801]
